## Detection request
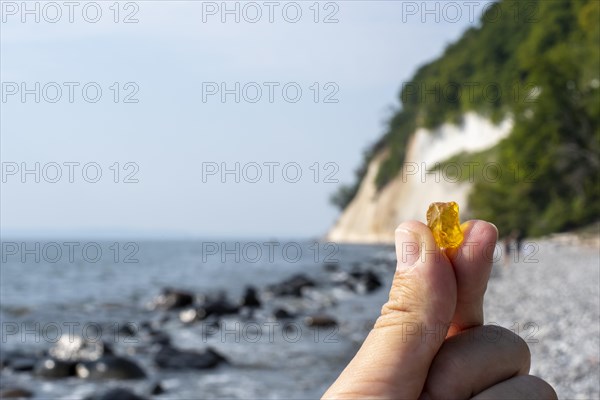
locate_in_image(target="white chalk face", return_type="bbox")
[413,113,513,166]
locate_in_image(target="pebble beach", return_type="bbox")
[483,236,600,400]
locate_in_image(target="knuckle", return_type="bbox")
[426,357,468,400]
[490,325,531,369]
[375,272,424,329]
[479,325,531,371]
[525,375,558,400]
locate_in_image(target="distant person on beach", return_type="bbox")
[504,229,525,266]
[503,232,514,267]
[323,220,557,399]
[515,229,525,261]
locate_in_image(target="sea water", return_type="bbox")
[0,240,394,398]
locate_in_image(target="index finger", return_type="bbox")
[446,220,498,336]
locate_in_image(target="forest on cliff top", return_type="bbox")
[332,0,599,237]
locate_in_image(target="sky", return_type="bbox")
[1,1,494,239]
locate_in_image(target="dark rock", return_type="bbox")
[304,314,337,328]
[267,274,316,297]
[349,271,363,279]
[150,382,165,395]
[49,336,112,362]
[176,292,239,322]
[240,286,261,308]
[0,388,33,398]
[34,357,76,378]
[273,308,295,319]
[323,263,340,272]
[6,355,37,372]
[76,356,146,380]
[83,388,147,400]
[115,323,137,338]
[178,305,236,325]
[344,269,383,293]
[0,352,9,369]
[199,297,239,318]
[155,345,227,370]
[1,350,38,371]
[152,288,195,310]
[139,321,153,331]
[356,270,383,293]
[147,330,171,346]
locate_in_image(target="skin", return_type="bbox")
[323,220,557,400]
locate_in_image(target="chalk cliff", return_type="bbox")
[328,113,513,243]
[329,0,599,241]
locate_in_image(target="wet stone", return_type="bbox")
[34,357,77,379]
[76,356,146,380]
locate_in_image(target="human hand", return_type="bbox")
[322,220,557,399]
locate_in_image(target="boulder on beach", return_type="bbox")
[154,345,227,370]
[111,323,138,338]
[179,302,239,324]
[150,382,165,395]
[201,297,240,317]
[266,274,316,297]
[34,357,77,379]
[273,308,295,320]
[240,286,261,308]
[75,355,146,380]
[304,314,338,328]
[323,262,340,272]
[330,269,383,293]
[0,350,38,372]
[350,270,383,293]
[152,288,195,310]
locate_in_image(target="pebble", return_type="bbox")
[304,314,338,328]
[34,357,76,378]
[154,345,227,370]
[76,356,146,380]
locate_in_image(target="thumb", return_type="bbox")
[323,221,457,399]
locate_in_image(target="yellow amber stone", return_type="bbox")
[426,201,464,249]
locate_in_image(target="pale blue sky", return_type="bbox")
[1,1,492,238]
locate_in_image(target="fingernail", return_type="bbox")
[395,228,420,269]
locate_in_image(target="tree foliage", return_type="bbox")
[333,0,599,237]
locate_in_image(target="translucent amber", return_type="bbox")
[426,201,464,249]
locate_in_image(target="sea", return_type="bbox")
[0,239,395,399]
